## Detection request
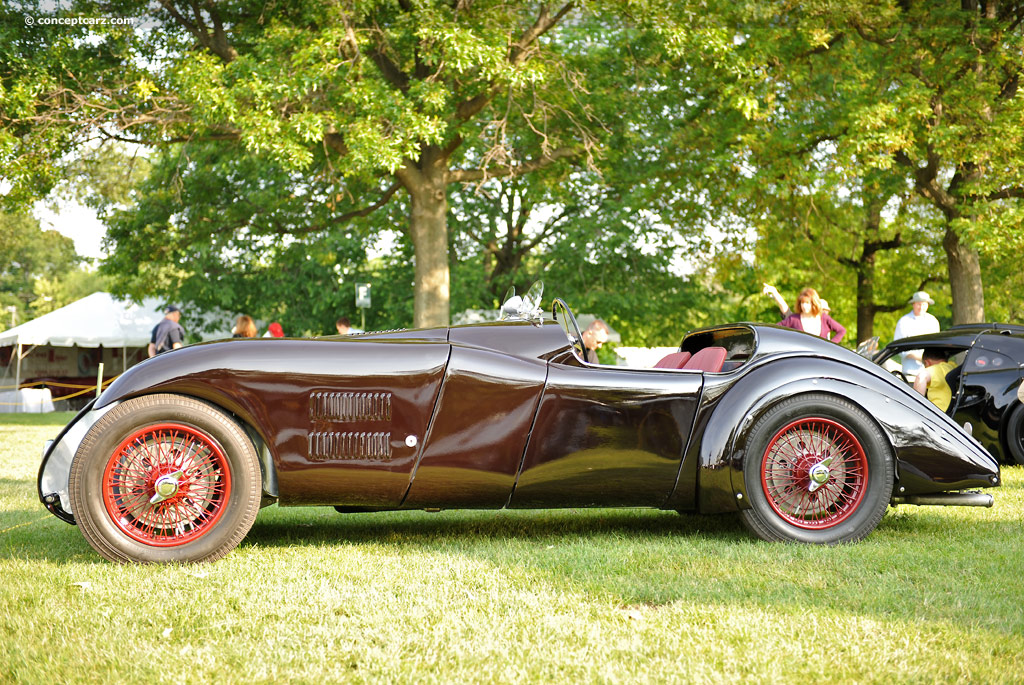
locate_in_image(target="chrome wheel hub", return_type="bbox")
[150,470,185,504]
[807,457,833,493]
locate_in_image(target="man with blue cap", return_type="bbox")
[148,305,185,357]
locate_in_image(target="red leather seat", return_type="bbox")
[654,351,691,369]
[682,346,727,373]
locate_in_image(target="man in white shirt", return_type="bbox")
[893,291,940,379]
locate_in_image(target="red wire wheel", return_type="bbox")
[759,417,868,529]
[101,422,232,547]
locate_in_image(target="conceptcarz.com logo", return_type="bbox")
[25,14,136,27]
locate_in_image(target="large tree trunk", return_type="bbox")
[844,197,907,344]
[403,158,451,328]
[906,163,986,326]
[854,252,875,343]
[943,225,984,324]
[853,200,883,343]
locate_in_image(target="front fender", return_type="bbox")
[92,337,452,507]
[37,399,117,523]
[690,357,999,514]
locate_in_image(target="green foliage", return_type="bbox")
[31,269,108,317]
[981,254,1024,325]
[55,143,152,214]
[101,143,381,336]
[99,138,700,341]
[0,211,91,328]
[644,1,1024,332]
[736,183,951,343]
[7,1,1024,335]
[0,1,141,207]
[3,0,712,328]
[57,0,711,337]
[776,2,1024,317]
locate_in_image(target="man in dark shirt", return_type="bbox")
[148,305,185,357]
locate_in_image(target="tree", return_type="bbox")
[783,2,1024,324]
[448,168,718,345]
[817,0,1024,325]
[0,210,87,328]
[744,180,949,343]
[101,142,380,336]
[3,1,666,327]
[651,1,1024,328]
[104,135,703,342]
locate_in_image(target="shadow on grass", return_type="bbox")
[7,506,1024,636]
[244,506,752,548]
[0,508,98,564]
[1,503,753,565]
[5,500,1018,574]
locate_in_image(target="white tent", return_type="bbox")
[0,292,165,349]
[0,292,166,410]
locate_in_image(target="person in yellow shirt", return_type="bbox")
[913,348,957,412]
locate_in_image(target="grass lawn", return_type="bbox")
[2,412,1023,683]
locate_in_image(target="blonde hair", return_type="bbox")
[234,315,258,338]
[795,288,823,317]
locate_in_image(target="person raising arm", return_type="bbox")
[765,286,846,343]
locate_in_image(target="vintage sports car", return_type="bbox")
[875,324,1024,465]
[39,286,999,563]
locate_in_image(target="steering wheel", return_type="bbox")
[891,369,908,383]
[552,298,585,362]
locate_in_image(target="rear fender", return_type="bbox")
[690,358,999,514]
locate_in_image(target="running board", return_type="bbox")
[891,491,994,508]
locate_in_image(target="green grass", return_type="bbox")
[0,411,77,427]
[2,416,1023,683]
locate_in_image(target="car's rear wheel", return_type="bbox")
[739,393,893,544]
[68,394,261,563]
[1003,403,1024,465]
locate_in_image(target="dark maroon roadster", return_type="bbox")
[39,287,1000,563]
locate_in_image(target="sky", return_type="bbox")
[34,199,107,261]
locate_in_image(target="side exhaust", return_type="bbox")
[891,491,994,508]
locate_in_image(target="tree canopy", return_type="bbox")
[4,0,679,327]
[4,1,1024,345]
[673,1,1024,328]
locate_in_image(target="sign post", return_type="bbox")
[355,282,371,331]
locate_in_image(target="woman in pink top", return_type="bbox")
[765,285,846,343]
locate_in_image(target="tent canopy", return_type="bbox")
[0,292,165,349]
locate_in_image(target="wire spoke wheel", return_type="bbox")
[761,418,867,529]
[70,394,261,563]
[102,423,232,546]
[739,394,893,544]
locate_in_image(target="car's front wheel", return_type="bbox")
[739,393,893,544]
[68,394,262,563]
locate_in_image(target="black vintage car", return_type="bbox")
[38,289,999,563]
[875,324,1024,465]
